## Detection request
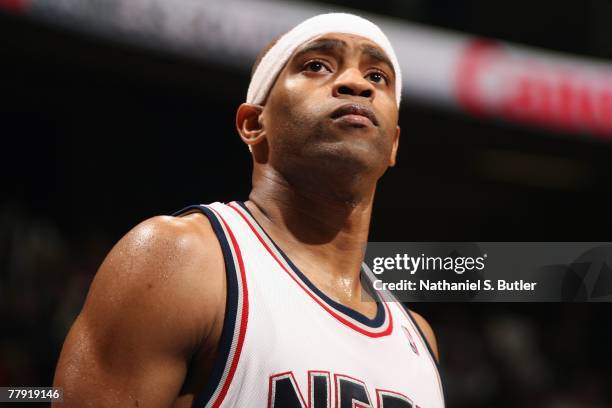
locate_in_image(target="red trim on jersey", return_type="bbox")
[375,388,414,407]
[334,373,372,408]
[308,370,331,408]
[268,371,308,408]
[227,202,393,338]
[209,207,249,408]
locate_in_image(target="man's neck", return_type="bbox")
[246,168,376,299]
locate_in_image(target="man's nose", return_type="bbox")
[332,68,375,101]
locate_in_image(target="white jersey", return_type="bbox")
[174,201,445,408]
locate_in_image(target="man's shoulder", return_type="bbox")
[81,210,227,350]
[132,211,217,247]
[92,211,226,311]
[116,211,221,267]
[53,211,227,405]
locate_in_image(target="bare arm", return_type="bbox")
[53,213,225,407]
[409,310,440,363]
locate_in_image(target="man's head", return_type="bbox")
[237,13,402,194]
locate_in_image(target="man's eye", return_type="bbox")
[367,72,386,84]
[304,61,328,73]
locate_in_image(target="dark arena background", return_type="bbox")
[1,0,612,406]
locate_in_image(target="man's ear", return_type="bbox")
[389,125,400,167]
[236,103,266,149]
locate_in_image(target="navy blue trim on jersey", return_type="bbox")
[172,205,239,407]
[401,303,446,402]
[235,201,385,329]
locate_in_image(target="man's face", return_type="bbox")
[260,32,400,180]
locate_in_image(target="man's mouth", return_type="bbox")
[330,103,379,127]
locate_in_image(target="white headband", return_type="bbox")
[246,12,402,107]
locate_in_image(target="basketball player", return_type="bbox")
[53,13,444,407]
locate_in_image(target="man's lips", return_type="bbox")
[330,103,379,127]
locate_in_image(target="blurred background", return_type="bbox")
[1,0,611,406]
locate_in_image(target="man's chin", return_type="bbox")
[303,142,381,174]
[290,123,388,173]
